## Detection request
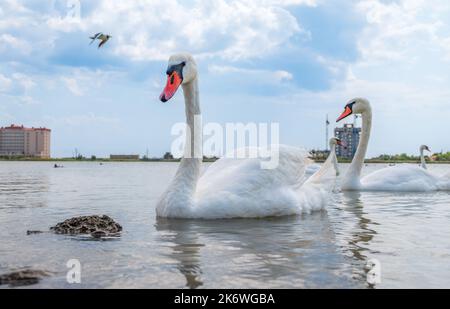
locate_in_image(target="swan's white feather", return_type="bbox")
[177,145,333,219]
[437,172,450,191]
[360,164,439,192]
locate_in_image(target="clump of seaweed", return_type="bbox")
[50,215,122,238]
[0,269,51,287]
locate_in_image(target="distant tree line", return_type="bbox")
[431,152,450,161]
[372,153,423,161]
[371,152,450,162]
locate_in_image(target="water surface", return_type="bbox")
[1,162,449,288]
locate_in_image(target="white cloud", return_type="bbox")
[0,72,35,96]
[0,34,32,55]
[0,0,36,30]
[322,0,450,114]
[356,0,450,64]
[12,73,35,90]
[61,77,83,96]
[0,74,13,92]
[274,70,293,82]
[209,65,293,83]
[45,113,120,126]
[0,111,15,123]
[208,65,251,74]
[261,0,317,5]
[0,72,38,105]
[17,95,38,105]
[3,0,29,13]
[85,0,311,61]
[60,68,123,97]
[0,1,313,63]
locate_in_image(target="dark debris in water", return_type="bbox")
[49,215,122,238]
[0,269,50,287]
[26,230,44,235]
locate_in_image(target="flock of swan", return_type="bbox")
[155,53,450,219]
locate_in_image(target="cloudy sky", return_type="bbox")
[0,0,449,158]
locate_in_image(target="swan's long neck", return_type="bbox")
[176,77,202,192]
[342,108,372,190]
[307,143,338,184]
[182,78,202,157]
[157,78,202,216]
[331,143,339,176]
[420,148,427,169]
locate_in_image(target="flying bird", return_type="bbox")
[89,32,112,48]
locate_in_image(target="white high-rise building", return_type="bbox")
[0,125,51,158]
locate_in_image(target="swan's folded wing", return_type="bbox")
[361,165,438,191]
[188,145,339,218]
[196,145,309,199]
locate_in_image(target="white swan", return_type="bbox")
[305,138,342,179]
[336,98,449,192]
[419,145,430,169]
[155,53,338,219]
[424,150,450,182]
[415,145,450,189]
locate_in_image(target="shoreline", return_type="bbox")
[0,158,449,164]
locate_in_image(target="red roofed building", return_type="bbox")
[0,124,51,158]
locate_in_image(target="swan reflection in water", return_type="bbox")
[155,212,360,289]
[156,219,204,288]
[337,191,379,287]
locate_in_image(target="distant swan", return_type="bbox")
[336,98,449,192]
[155,53,338,219]
[305,138,341,179]
[419,145,430,169]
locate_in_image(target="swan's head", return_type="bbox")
[329,137,344,147]
[420,145,431,152]
[336,98,371,122]
[160,53,198,103]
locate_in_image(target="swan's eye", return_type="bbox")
[347,102,356,110]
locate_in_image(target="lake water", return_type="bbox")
[1,161,450,289]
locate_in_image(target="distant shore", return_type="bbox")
[315,159,450,164]
[0,157,449,164]
[0,157,218,163]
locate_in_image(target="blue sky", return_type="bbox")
[0,0,450,158]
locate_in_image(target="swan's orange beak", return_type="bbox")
[336,106,353,122]
[160,71,183,102]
